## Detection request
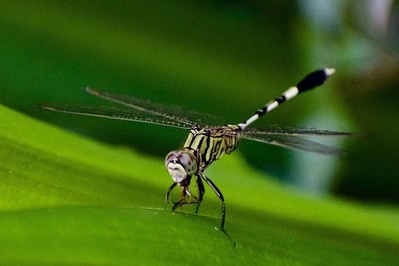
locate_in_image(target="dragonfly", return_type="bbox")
[41,68,353,231]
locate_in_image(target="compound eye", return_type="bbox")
[178,152,198,176]
[165,151,179,165]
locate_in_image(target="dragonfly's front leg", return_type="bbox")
[165,182,177,207]
[171,183,203,211]
[172,186,188,210]
[194,175,205,214]
[192,149,205,213]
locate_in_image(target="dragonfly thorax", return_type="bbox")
[165,151,198,184]
[183,125,242,170]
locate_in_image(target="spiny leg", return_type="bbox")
[191,148,205,214]
[194,175,205,214]
[172,186,188,211]
[171,188,202,210]
[165,182,177,207]
[169,183,202,211]
[198,172,226,231]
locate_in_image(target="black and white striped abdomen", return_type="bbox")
[183,125,241,170]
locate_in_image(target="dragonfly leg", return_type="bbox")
[198,172,226,231]
[165,182,177,206]
[171,182,204,211]
[194,175,205,214]
[172,187,187,210]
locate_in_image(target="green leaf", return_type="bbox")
[1,104,399,265]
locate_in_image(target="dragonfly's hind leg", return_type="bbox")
[198,172,226,231]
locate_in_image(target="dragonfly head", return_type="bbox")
[165,151,198,184]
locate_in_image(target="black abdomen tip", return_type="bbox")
[297,68,335,93]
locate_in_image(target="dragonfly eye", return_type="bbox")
[165,151,198,183]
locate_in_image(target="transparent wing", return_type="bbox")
[40,104,193,129]
[241,126,356,155]
[243,126,354,137]
[84,87,224,126]
[41,87,223,129]
[241,133,345,155]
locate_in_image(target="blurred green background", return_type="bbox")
[1,0,398,204]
